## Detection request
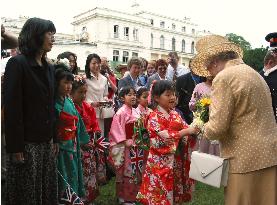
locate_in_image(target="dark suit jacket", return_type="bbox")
[146,73,161,90]
[260,69,277,122]
[4,54,56,153]
[176,72,196,124]
[118,74,138,90]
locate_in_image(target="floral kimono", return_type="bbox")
[135,104,153,168]
[75,101,105,202]
[109,104,143,202]
[137,106,195,205]
[135,104,152,123]
[55,97,89,199]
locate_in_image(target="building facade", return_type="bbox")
[2,5,210,69]
[71,6,209,68]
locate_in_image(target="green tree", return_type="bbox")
[226,33,268,71]
[226,33,252,51]
[244,47,268,71]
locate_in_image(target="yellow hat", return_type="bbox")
[191,35,243,77]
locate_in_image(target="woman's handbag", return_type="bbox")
[99,103,115,119]
[189,150,229,188]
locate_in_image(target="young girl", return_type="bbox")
[71,75,105,204]
[54,65,89,201]
[137,80,199,205]
[109,86,142,205]
[136,87,152,117]
[135,87,152,164]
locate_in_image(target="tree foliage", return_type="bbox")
[226,33,252,51]
[226,33,268,71]
[244,48,268,71]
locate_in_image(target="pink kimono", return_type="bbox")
[109,104,143,202]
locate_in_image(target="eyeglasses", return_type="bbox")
[45,32,55,40]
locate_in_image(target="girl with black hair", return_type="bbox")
[137,80,199,205]
[109,86,144,204]
[4,17,58,205]
[71,76,108,204]
[135,86,152,124]
[54,64,90,202]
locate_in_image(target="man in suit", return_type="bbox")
[260,33,277,122]
[175,72,196,124]
[191,35,277,205]
[118,57,142,90]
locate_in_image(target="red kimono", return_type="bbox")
[137,106,196,205]
[75,101,104,203]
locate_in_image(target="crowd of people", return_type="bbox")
[1,17,277,205]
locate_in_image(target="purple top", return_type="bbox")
[189,82,211,111]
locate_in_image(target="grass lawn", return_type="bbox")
[95,178,224,205]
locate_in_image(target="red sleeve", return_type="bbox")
[83,102,101,132]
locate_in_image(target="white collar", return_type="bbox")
[264,65,277,76]
[157,105,170,119]
[158,73,166,80]
[129,74,137,82]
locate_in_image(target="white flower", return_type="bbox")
[58,58,70,68]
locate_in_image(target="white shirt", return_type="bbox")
[86,73,108,118]
[264,65,277,76]
[166,64,190,81]
[1,56,11,74]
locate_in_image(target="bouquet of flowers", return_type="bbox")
[134,116,150,150]
[191,96,211,129]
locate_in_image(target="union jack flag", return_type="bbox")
[59,186,84,205]
[130,146,144,174]
[94,133,109,153]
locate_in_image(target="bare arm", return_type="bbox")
[1,25,18,49]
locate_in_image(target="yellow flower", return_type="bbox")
[200,98,211,107]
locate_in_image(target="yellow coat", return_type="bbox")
[204,58,277,173]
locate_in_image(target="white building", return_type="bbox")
[71,5,210,68]
[2,5,210,69]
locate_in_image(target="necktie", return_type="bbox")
[173,69,178,83]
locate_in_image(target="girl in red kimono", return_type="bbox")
[109,86,142,205]
[71,76,108,204]
[137,80,199,205]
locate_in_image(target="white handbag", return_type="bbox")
[189,151,229,188]
[99,106,115,119]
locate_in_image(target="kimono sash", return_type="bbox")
[125,122,135,140]
[57,110,78,141]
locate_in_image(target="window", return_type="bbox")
[191,41,195,53]
[172,23,176,30]
[182,39,186,52]
[132,52,138,57]
[172,37,176,51]
[124,27,129,40]
[113,50,119,62]
[160,21,165,28]
[133,28,138,41]
[123,51,129,63]
[182,26,186,32]
[151,33,153,48]
[160,35,165,49]
[150,19,154,25]
[192,28,195,35]
[114,25,119,38]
